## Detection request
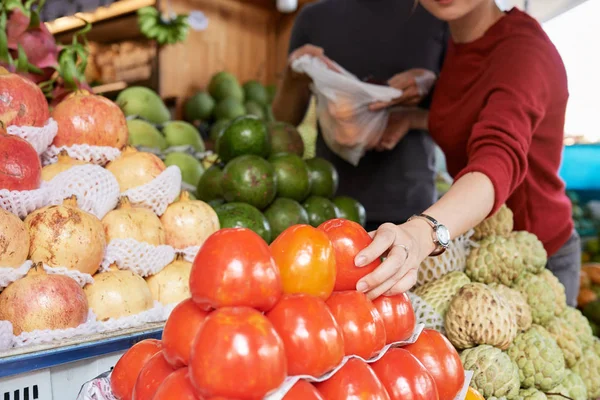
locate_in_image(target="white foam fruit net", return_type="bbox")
[407,291,445,334]
[46,164,120,220]
[0,261,33,290]
[181,246,201,263]
[121,166,182,216]
[101,238,176,277]
[42,144,122,166]
[416,230,474,287]
[0,321,14,352]
[42,264,94,287]
[0,187,49,218]
[7,118,58,155]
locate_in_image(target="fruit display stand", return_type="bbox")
[0,323,163,400]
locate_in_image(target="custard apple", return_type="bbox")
[466,236,524,286]
[560,307,594,350]
[460,345,520,399]
[571,350,600,399]
[545,370,587,400]
[507,325,566,391]
[407,291,445,333]
[445,283,517,350]
[545,317,583,368]
[510,231,547,274]
[512,273,557,326]
[538,269,567,317]
[516,388,547,400]
[413,271,470,318]
[473,204,514,240]
[489,283,532,331]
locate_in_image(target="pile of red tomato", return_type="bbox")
[109,219,466,400]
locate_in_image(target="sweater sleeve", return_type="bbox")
[453,39,553,215]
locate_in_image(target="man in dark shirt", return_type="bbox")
[272,0,448,230]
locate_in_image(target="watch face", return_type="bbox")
[436,225,450,246]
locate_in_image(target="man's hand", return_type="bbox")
[370,69,437,111]
[368,108,429,151]
[288,44,340,81]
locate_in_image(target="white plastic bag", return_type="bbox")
[291,55,402,166]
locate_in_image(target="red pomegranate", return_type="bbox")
[51,90,128,148]
[0,127,42,191]
[0,67,50,127]
[0,264,89,335]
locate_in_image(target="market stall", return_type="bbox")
[1,0,600,399]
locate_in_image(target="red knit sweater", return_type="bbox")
[429,8,573,256]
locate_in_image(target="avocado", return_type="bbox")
[214,97,246,121]
[306,157,339,199]
[185,91,215,122]
[209,72,244,103]
[583,299,600,324]
[269,153,311,202]
[116,86,170,124]
[268,121,305,157]
[164,152,204,187]
[210,119,231,143]
[127,119,167,150]
[303,196,340,227]
[196,165,224,202]
[215,202,272,243]
[333,196,367,227]
[243,80,269,106]
[264,198,309,241]
[162,121,205,152]
[221,155,276,210]
[245,100,266,120]
[216,116,270,163]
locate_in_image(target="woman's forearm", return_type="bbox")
[403,171,495,259]
[272,69,312,126]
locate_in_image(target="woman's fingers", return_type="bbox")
[358,247,409,296]
[383,268,419,297]
[355,223,396,267]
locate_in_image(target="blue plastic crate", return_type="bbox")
[559,143,600,190]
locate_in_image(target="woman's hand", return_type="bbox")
[354,220,436,300]
[370,69,437,111]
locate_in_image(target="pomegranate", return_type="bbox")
[0,208,30,267]
[105,147,166,192]
[51,90,128,148]
[0,263,88,335]
[101,196,165,245]
[0,127,42,191]
[83,265,153,321]
[24,195,106,275]
[160,191,219,249]
[145,254,192,305]
[41,150,88,181]
[0,67,49,127]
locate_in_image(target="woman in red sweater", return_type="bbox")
[357,0,580,305]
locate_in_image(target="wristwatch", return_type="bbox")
[407,214,450,256]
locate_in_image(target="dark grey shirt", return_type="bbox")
[289,0,448,223]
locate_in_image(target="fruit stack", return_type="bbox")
[109,220,469,400]
[412,205,600,400]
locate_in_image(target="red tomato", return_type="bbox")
[190,228,282,311]
[270,224,336,300]
[153,368,199,400]
[372,293,416,344]
[189,306,287,399]
[370,348,439,400]
[111,339,162,400]
[162,299,209,368]
[318,218,381,291]
[315,358,390,400]
[325,291,386,359]
[283,380,324,400]
[266,294,345,377]
[404,329,465,400]
[133,351,176,400]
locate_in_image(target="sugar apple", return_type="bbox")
[466,236,524,286]
[417,239,469,286]
[413,271,470,318]
[538,269,567,317]
[507,325,566,391]
[489,283,532,331]
[560,307,594,350]
[545,317,583,368]
[512,273,557,326]
[460,345,520,399]
[473,204,514,240]
[516,388,547,400]
[510,231,547,274]
[445,283,517,350]
[571,350,600,399]
[545,370,587,400]
[407,291,445,333]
